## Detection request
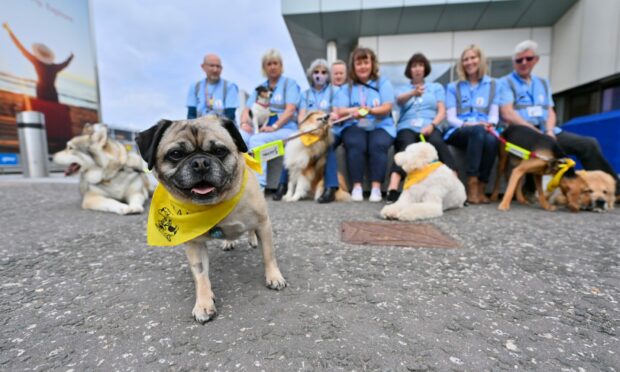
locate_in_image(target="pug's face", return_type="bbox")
[136,116,248,205]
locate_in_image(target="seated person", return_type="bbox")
[499,40,620,197]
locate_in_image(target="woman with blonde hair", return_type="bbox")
[444,44,499,204]
[240,49,301,189]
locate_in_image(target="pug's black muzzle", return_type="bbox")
[170,154,232,200]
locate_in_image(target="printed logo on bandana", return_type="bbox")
[476,97,485,106]
[274,94,283,103]
[156,207,180,242]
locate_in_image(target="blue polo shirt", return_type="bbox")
[498,71,560,134]
[186,78,239,116]
[333,78,396,137]
[246,76,300,130]
[300,84,336,113]
[445,75,500,139]
[396,82,445,133]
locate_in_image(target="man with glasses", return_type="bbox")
[186,53,239,121]
[499,40,619,197]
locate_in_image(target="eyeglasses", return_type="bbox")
[313,70,328,75]
[514,56,536,64]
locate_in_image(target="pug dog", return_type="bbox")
[136,115,287,323]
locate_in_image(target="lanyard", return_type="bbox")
[357,85,367,106]
[204,79,222,110]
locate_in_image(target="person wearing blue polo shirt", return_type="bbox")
[186,53,239,121]
[445,44,499,204]
[333,47,395,202]
[239,49,300,189]
[499,40,619,197]
[385,52,458,204]
[272,58,342,203]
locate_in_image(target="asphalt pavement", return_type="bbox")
[1,176,618,371]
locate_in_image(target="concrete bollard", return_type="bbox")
[17,111,49,178]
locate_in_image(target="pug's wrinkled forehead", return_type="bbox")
[136,116,247,171]
[160,117,235,152]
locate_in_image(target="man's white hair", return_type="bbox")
[514,40,538,58]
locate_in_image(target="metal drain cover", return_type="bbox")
[341,221,460,248]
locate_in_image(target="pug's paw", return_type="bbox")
[192,298,217,324]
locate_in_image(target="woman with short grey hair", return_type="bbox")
[272,58,343,203]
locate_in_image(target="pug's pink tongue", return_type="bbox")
[192,186,215,195]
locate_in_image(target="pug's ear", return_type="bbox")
[136,119,173,170]
[220,118,248,153]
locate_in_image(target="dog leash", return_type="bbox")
[486,126,552,162]
[248,114,353,163]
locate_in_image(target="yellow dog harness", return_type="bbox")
[546,158,576,192]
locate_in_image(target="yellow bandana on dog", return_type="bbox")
[300,133,321,146]
[546,158,576,192]
[403,161,443,190]
[147,156,257,246]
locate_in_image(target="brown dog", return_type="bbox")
[282,111,350,202]
[551,170,616,212]
[492,125,588,212]
[136,116,286,323]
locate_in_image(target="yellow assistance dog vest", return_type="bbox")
[403,161,443,190]
[146,154,261,246]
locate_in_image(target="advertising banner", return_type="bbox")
[0,0,100,154]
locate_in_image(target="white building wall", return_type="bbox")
[552,0,620,93]
[360,27,552,79]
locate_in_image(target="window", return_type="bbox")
[602,85,620,112]
[489,59,512,79]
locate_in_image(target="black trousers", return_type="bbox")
[390,129,458,177]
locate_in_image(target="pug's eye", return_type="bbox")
[166,149,185,161]
[602,190,608,194]
[212,146,229,159]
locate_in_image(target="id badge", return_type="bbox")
[527,106,543,118]
[410,118,424,128]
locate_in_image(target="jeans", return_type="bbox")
[341,126,394,184]
[445,125,498,183]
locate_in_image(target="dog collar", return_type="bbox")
[546,158,576,192]
[403,161,443,190]
[146,156,258,246]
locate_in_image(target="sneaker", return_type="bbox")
[386,190,400,204]
[351,187,363,202]
[369,188,382,202]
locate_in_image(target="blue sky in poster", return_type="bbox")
[90,0,307,130]
[0,0,98,108]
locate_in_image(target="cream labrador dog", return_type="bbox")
[381,142,466,221]
[136,116,286,323]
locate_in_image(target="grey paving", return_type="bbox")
[1,180,618,371]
